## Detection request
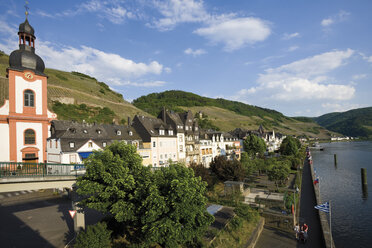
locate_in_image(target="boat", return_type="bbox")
[309,142,324,151]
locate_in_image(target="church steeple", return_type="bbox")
[8,13,45,76]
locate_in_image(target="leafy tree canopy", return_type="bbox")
[243,134,267,157]
[209,156,245,182]
[76,142,213,247]
[280,136,300,156]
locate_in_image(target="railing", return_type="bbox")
[0,162,86,178]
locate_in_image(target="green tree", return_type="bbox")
[243,134,267,157]
[280,136,300,156]
[209,156,245,182]
[189,162,214,188]
[76,142,213,247]
[267,161,290,190]
[75,222,112,248]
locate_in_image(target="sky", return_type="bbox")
[0,0,371,117]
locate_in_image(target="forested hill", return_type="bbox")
[314,107,372,138]
[133,90,287,121]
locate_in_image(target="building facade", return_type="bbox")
[0,18,56,163]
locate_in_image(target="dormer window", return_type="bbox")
[129,131,133,136]
[185,126,189,131]
[102,142,107,147]
[116,130,121,135]
[69,142,75,148]
[159,129,165,135]
[83,129,88,134]
[195,127,198,131]
[168,130,173,135]
[96,129,102,134]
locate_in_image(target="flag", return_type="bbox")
[313,177,319,185]
[314,202,329,213]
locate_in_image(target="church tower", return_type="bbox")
[0,15,56,163]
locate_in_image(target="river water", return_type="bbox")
[311,141,372,248]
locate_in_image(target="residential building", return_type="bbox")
[158,108,186,163]
[179,110,200,165]
[132,115,178,167]
[47,120,142,164]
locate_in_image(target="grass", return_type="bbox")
[180,106,335,138]
[208,215,259,248]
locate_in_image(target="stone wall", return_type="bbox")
[309,162,336,248]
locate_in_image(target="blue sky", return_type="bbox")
[0,0,371,117]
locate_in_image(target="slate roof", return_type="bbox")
[132,115,176,142]
[49,120,141,152]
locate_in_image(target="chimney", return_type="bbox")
[127,117,131,127]
[162,106,166,124]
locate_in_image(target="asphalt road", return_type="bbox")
[297,160,326,248]
[0,192,103,248]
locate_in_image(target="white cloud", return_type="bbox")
[184,48,206,56]
[150,0,209,30]
[0,19,167,88]
[282,32,300,40]
[37,44,164,79]
[321,103,364,113]
[37,0,139,24]
[321,18,334,27]
[287,45,299,52]
[235,49,356,102]
[321,10,350,27]
[352,74,367,80]
[194,17,271,51]
[113,80,167,87]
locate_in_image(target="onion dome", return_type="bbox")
[8,18,45,76]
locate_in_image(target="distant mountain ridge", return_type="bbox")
[313,107,372,138]
[133,90,286,120]
[132,90,333,138]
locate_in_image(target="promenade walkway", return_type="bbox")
[297,160,326,248]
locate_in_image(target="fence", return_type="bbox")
[0,162,86,178]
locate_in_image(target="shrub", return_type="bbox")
[75,222,112,248]
[229,216,243,230]
[234,204,258,222]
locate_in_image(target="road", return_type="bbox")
[0,191,103,248]
[297,160,326,248]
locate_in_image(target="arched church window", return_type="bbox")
[24,90,34,107]
[24,129,36,144]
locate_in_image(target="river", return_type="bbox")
[311,141,372,248]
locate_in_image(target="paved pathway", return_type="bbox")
[255,226,297,248]
[297,160,326,248]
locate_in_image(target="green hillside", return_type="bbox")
[133,90,334,138]
[314,107,372,138]
[0,51,150,123]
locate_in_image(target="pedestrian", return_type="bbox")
[294,223,300,240]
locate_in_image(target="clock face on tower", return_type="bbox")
[24,71,34,80]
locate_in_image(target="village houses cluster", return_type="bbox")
[0,17,286,168]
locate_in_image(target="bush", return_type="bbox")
[75,222,112,248]
[229,216,243,230]
[234,204,258,221]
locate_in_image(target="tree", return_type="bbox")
[267,161,290,190]
[76,142,213,247]
[280,136,300,156]
[240,152,256,177]
[243,134,267,157]
[209,156,245,182]
[189,162,214,187]
[75,222,112,248]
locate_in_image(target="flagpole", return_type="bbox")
[329,200,332,248]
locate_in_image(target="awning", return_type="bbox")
[78,152,93,159]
